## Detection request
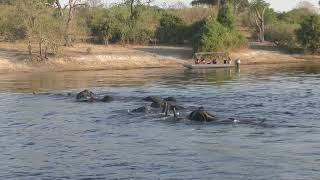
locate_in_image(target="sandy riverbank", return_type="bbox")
[0,42,319,73]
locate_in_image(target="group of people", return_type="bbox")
[195,58,217,64]
[195,57,232,65]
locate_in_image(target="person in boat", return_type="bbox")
[227,57,232,64]
[200,58,206,64]
[212,59,217,64]
[195,57,200,64]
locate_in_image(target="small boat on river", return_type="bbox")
[184,52,240,69]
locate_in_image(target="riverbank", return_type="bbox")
[0,42,319,73]
[0,42,192,73]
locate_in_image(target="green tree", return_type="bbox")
[297,15,320,53]
[265,22,299,51]
[54,0,86,46]
[91,8,116,45]
[15,0,64,59]
[0,4,26,41]
[0,0,15,5]
[156,14,187,44]
[217,4,235,29]
[193,16,246,52]
[277,8,315,25]
[191,0,249,14]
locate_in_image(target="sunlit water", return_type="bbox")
[1,63,320,180]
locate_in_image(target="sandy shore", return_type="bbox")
[0,43,193,73]
[0,42,319,73]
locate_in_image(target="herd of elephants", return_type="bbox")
[75,89,236,123]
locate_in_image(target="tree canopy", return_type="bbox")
[297,15,320,53]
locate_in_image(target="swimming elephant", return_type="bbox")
[151,101,165,108]
[188,107,216,122]
[144,96,177,103]
[143,96,162,103]
[162,102,179,117]
[144,96,179,108]
[164,97,176,102]
[76,90,113,102]
[101,95,114,102]
[76,90,96,102]
[131,106,151,113]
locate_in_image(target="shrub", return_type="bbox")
[90,4,160,45]
[90,8,117,45]
[217,5,235,29]
[156,13,188,44]
[0,5,26,41]
[188,19,206,41]
[172,6,217,24]
[297,15,320,54]
[193,16,247,52]
[265,23,299,51]
[278,8,316,25]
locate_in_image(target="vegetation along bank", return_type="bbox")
[0,0,319,72]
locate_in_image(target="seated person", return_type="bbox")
[200,58,206,64]
[195,58,200,64]
[228,57,232,64]
[212,59,217,64]
[224,59,227,64]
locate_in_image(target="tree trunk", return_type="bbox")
[39,41,43,60]
[44,46,48,59]
[64,0,76,47]
[130,0,134,19]
[260,20,265,42]
[233,1,237,15]
[103,37,109,46]
[254,7,266,42]
[28,39,32,57]
[64,10,73,46]
[55,0,63,16]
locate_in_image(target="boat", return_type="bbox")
[184,64,236,69]
[184,52,240,69]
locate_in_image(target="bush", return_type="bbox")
[90,4,160,45]
[265,23,299,51]
[172,7,217,24]
[0,5,26,41]
[278,8,316,25]
[217,5,235,29]
[193,16,247,52]
[297,15,320,53]
[90,8,116,45]
[156,13,188,44]
[188,19,206,41]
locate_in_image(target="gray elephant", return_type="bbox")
[76,90,96,102]
[131,106,152,113]
[76,90,113,102]
[187,107,216,122]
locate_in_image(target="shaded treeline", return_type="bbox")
[0,0,319,60]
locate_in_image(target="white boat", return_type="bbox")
[183,64,236,69]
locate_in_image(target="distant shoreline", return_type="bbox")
[0,42,319,74]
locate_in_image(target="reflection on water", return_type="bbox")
[1,63,320,93]
[0,68,241,92]
[1,63,320,179]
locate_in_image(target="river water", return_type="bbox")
[0,63,320,180]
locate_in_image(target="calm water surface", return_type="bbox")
[0,63,320,180]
